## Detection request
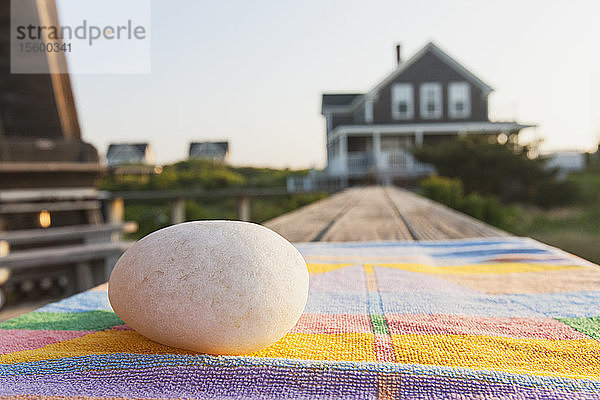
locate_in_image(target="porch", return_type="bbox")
[326,121,531,184]
[327,132,434,183]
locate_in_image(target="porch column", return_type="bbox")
[339,132,348,187]
[373,131,382,170]
[339,133,348,171]
[415,130,423,147]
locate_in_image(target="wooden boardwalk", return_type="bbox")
[264,186,508,242]
[0,186,505,321]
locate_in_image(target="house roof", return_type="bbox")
[370,42,494,97]
[322,42,494,114]
[106,143,151,166]
[189,141,229,158]
[106,143,148,157]
[322,94,363,107]
[321,94,363,114]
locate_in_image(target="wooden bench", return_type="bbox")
[0,223,136,309]
[1,241,130,290]
[0,185,138,309]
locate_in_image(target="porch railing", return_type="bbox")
[338,151,433,177]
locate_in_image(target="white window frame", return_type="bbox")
[448,82,471,119]
[365,99,374,123]
[420,83,442,119]
[391,83,414,120]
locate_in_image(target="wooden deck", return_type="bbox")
[264,186,508,242]
[0,186,505,321]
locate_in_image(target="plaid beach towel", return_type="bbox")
[1,237,600,399]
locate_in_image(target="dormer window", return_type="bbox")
[420,83,442,119]
[448,82,471,118]
[391,83,414,120]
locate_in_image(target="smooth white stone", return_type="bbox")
[108,220,309,355]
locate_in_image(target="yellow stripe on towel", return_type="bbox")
[306,263,353,275]
[391,334,600,380]
[368,263,586,275]
[0,329,376,365]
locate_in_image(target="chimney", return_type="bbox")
[395,44,401,65]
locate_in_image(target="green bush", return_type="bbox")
[459,192,486,220]
[534,180,579,208]
[413,136,578,207]
[419,175,463,208]
[418,175,518,231]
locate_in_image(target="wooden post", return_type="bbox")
[238,196,251,222]
[107,198,125,223]
[106,197,124,241]
[0,240,9,287]
[171,198,186,225]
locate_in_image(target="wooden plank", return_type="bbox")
[0,188,99,202]
[0,200,101,214]
[264,186,509,242]
[0,163,103,173]
[321,187,414,241]
[0,222,137,246]
[384,187,509,239]
[264,188,364,242]
[0,242,129,270]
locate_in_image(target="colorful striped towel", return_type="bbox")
[2,237,600,399]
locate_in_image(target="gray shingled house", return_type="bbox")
[188,142,229,162]
[106,143,155,167]
[321,42,534,185]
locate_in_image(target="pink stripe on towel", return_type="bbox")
[0,329,93,354]
[386,314,588,340]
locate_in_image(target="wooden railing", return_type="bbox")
[100,187,331,226]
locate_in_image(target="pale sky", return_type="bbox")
[63,0,600,168]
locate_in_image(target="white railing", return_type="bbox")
[347,153,374,174]
[382,151,434,176]
[329,150,433,177]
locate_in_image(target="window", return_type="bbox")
[391,83,414,120]
[448,82,471,118]
[419,83,442,119]
[365,99,374,123]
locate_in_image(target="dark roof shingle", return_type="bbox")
[322,94,363,107]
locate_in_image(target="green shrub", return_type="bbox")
[459,192,486,220]
[534,180,578,208]
[419,175,463,208]
[413,136,576,207]
[419,175,518,231]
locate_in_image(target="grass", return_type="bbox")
[528,231,600,265]
[508,169,600,264]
